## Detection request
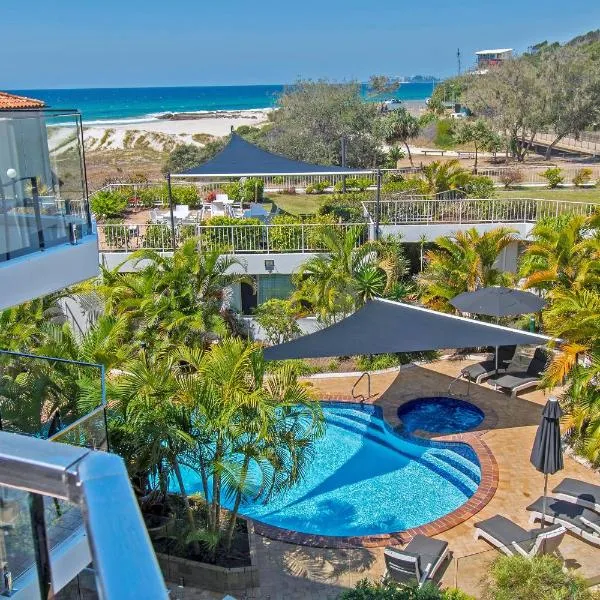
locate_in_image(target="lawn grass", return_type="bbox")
[496,186,600,203]
[265,193,325,215]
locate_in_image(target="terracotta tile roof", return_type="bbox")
[0,91,46,110]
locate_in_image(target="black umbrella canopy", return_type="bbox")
[530,396,564,475]
[451,287,546,318]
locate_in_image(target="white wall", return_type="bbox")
[101,251,322,275]
[0,235,99,310]
[379,222,534,243]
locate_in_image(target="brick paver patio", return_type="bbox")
[177,358,600,599]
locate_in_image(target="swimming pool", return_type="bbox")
[398,397,485,435]
[177,402,481,537]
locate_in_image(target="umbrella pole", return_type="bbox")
[495,345,499,374]
[541,473,548,529]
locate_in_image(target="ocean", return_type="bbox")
[9,83,436,125]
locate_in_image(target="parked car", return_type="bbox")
[382,99,403,111]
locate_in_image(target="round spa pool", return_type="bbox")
[397,397,485,435]
[176,402,481,538]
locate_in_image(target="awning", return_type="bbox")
[172,133,371,178]
[263,298,553,360]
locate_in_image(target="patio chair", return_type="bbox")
[461,345,517,383]
[215,193,229,203]
[384,535,450,588]
[210,201,227,217]
[150,209,167,224]
[526,497,600,546]
[552,478,600,513]
[492,347,548,396]
[474,514,565,557]
[174,204,190,220]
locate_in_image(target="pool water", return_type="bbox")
[398,397,485,435]
[177,403,481,537]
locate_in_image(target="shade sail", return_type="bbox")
[263,298,553,360]
[173,134,370,177]
[451,287,545,317]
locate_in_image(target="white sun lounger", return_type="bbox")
[552,478,600,513]
[527,497,600,546]
[384,535,450,588]
[474,514,565,557]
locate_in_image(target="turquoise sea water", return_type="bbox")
[176,403,480,537]
[9,83,436,125]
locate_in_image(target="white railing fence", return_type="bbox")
[97,222,368,254]
[362,198,598,225]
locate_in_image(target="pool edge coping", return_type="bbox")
[250,395,499,549]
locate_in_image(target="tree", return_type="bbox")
[462,58,546,161]
[264,80,383,168]
[452,119,501,173]
[519,215,599,292]
[367,75,401,96]
[176,339,324,553]
[292,227,408,324]
[254,299,301,345]
[538,46,600,160]
[421,160,472,195]
[379,108,423,166]
[418,227,517,312]
[162,139,226,174]
[92,240,253,350]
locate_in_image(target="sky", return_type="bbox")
[4,0,600,89]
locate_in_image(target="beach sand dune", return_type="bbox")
[67,109,271,152]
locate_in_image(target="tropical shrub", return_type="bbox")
[382,177,429,196]
[541,167,564,188]
[572,167,593,187]
[136,184,200,209]
[334,177,373,192]
[463,175,496,198]
[103,221,128,249]
[272,175,285,185]
[254,299,301,344]
[90,189,128,219]
[498,168,524,188]
[143,223,172,249]
[339,579,474,600]
[201,216,262,251]
[221,182,242,202]
[268,215,304,251]
[384,146,406,168]
[221,178,265,202]
[483,554,599,600]
[305,180,331,194]
[434,119,455,148]
[317,192,369,222]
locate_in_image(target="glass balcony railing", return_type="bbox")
[0,350,106,446]
[0,109,94,263]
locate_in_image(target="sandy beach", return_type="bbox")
[50,109,272,153]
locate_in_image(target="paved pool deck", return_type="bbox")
[176,359,600,600]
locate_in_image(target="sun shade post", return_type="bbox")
[166,172,176,251]
[375,169,382,241]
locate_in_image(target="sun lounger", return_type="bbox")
[174,204,190,220]
[493,347,548,396]
[474,514,565,557]
[526,497,600,546]
[461,345,517,383]
[384,535,450,588]
[552,478,600,513]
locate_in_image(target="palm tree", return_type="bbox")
[292,226,408,323]
[421,159,472,195]
[91,239,253,349]
[418,227,517,312]
[379,108,423,166]
[519,214,600,292]
[176,339,324,553]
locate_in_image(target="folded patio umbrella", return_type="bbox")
[530,396,564,527]
[451,287,546,372]
[450,287,545,318]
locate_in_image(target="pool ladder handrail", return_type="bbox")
[352,371,371,403]
[447,371,471,399]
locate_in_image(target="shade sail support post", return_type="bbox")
[166,173,176,251]
[375,169,382,241]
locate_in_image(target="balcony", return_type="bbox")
[0,109,98,309]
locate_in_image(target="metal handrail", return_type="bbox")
[352,371,371,402]
[0,431,168,599]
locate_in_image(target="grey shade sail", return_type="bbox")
[172,134,370,177]
[530,397,564,475]
[450,287,546,317]
[263,299,553,361]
